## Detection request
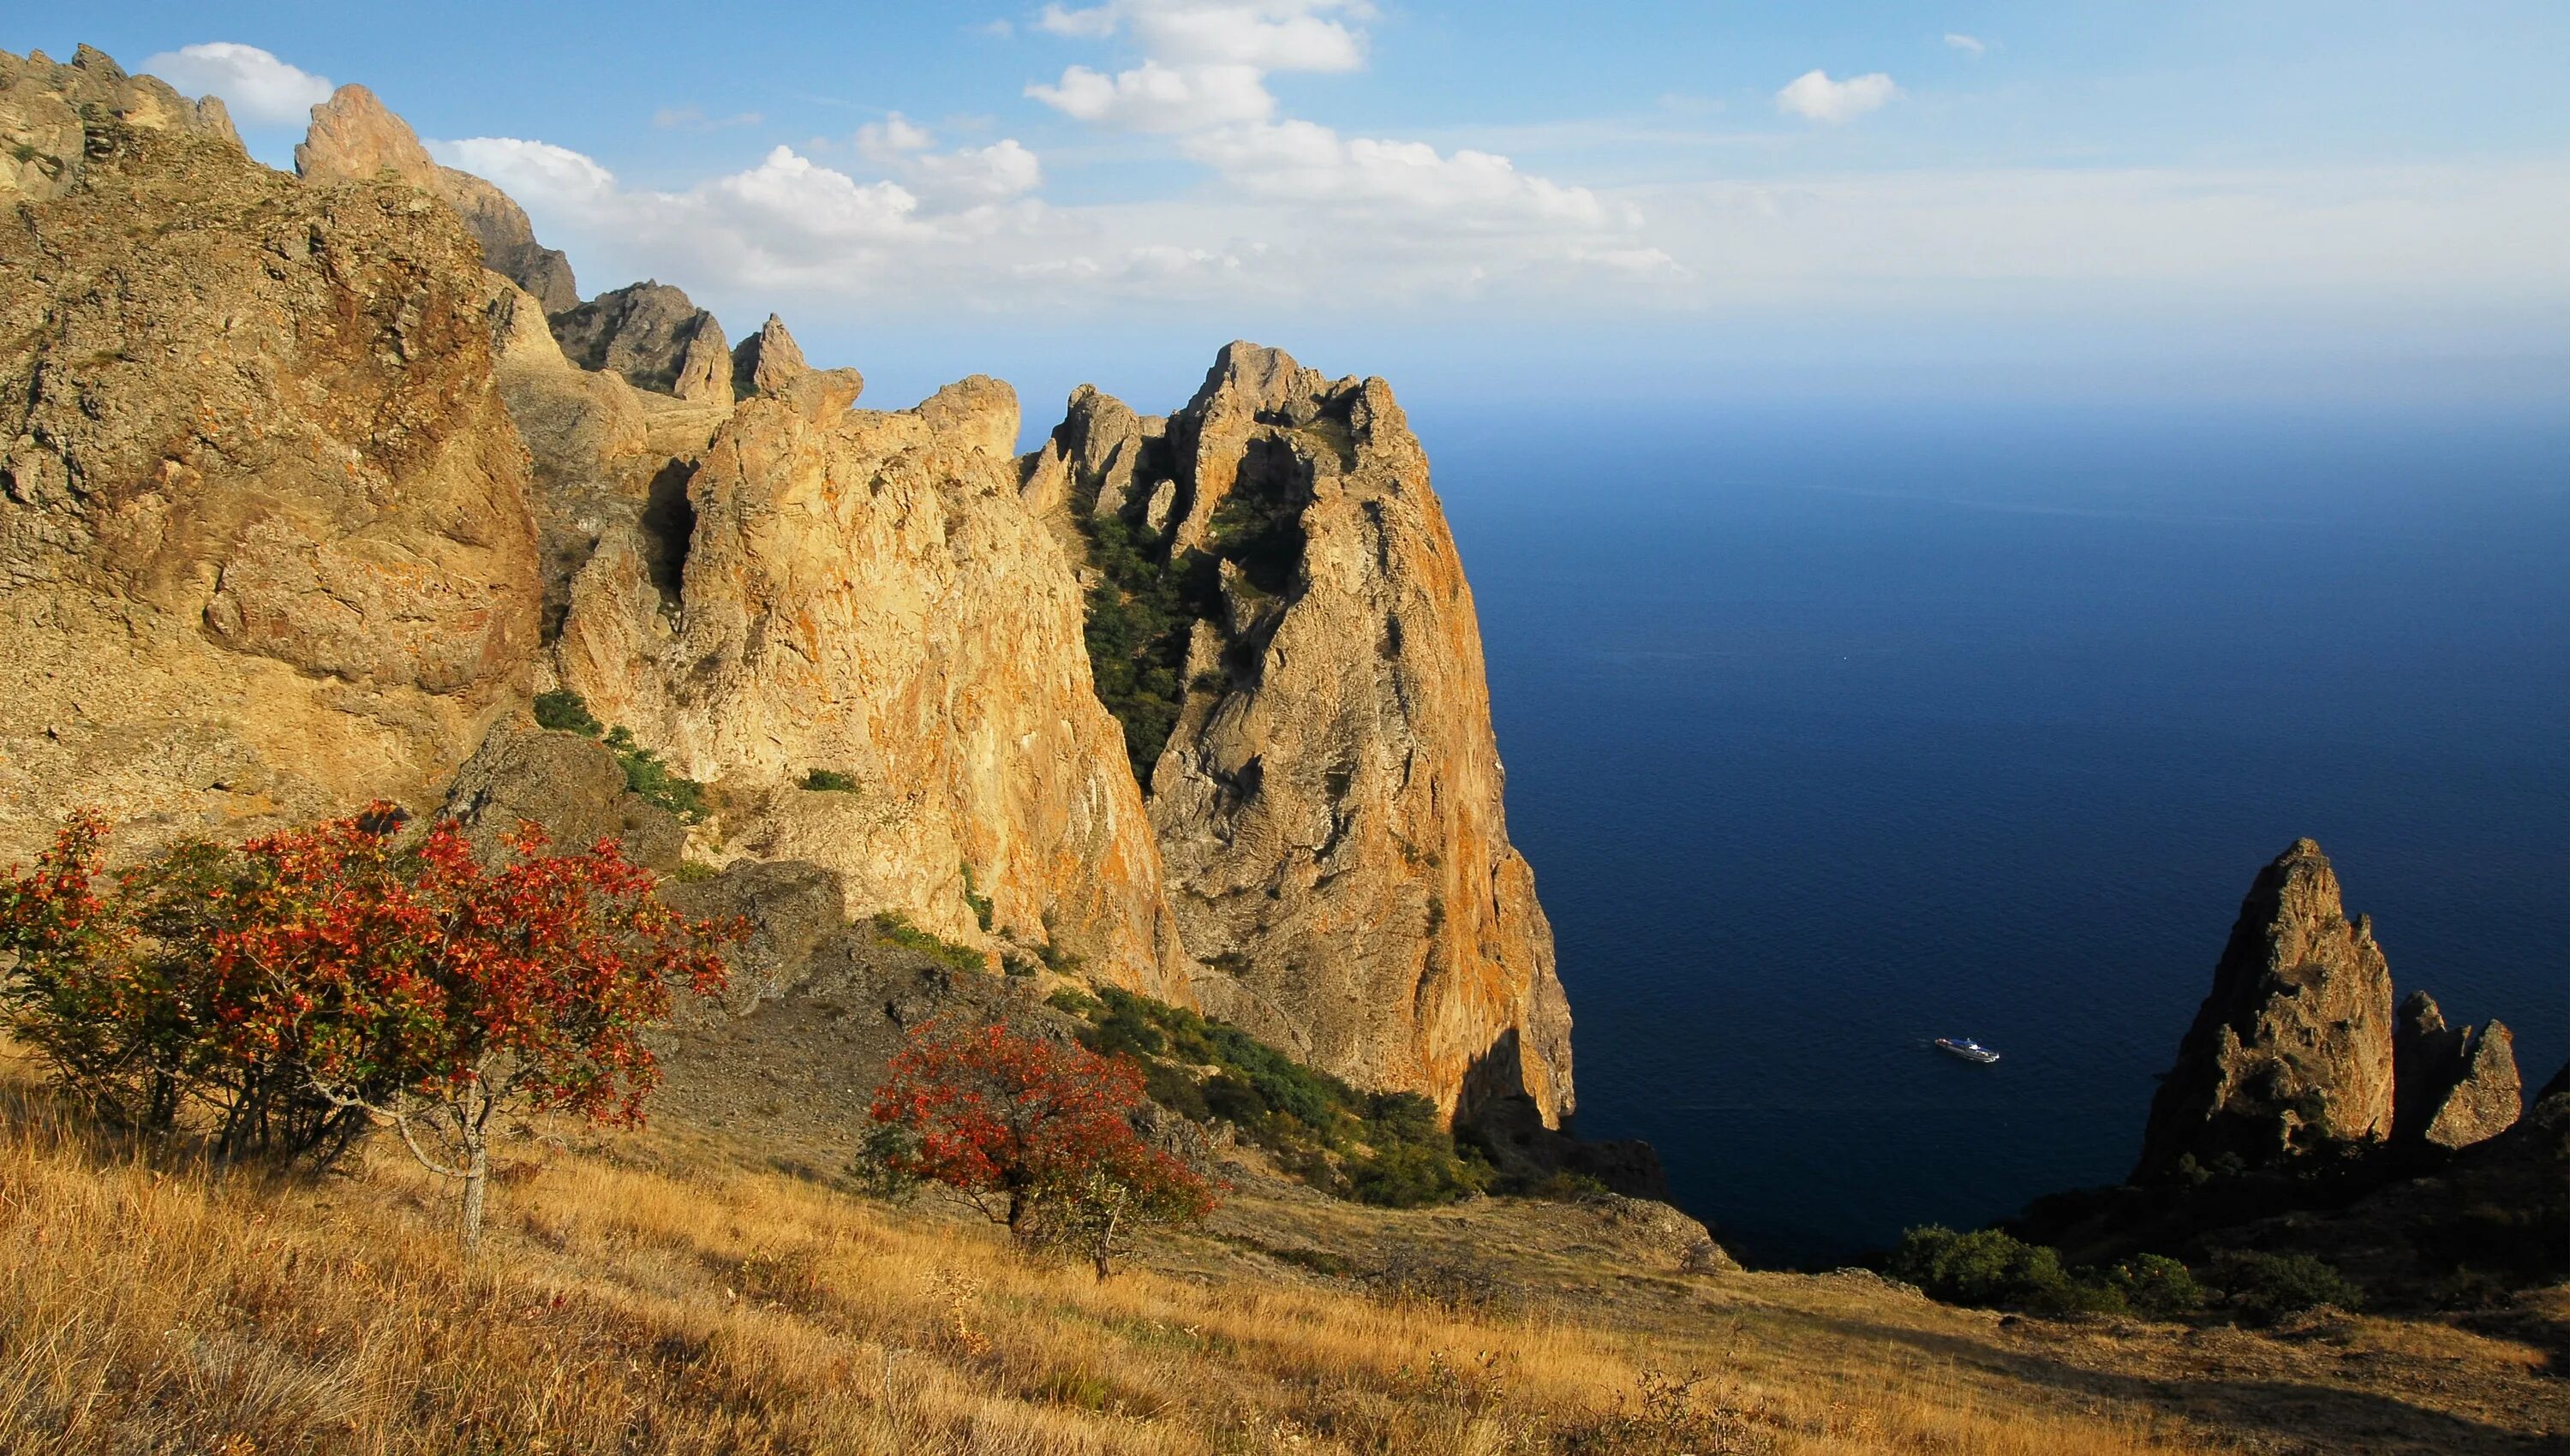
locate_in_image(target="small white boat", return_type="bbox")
[1935,1036,2000,1065]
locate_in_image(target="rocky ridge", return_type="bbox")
[293,83,579,313]
[0,47,540,861]
[3,50,1583,1145]
[1028,344,1574,1128]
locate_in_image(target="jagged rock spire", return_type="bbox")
[2394,991,2522,1149]
[2134,839,2396,1180]
[731,313,815,398]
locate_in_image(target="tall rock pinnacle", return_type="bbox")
[2394,991,2523,1149]
[2134,839,2397,1180]
[1030,343,1573,1129]
[294,83,579,312]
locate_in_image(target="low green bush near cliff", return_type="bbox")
[534,689,604,737]
[800,768,858,792]
[2207,1250,2363,1324]
[603,727,708,823]
[1887,1226,2221,1319]
[870,911,990,974]
[1058,986,1491,1208]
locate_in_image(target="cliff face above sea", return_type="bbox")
[0,45,1570,1132]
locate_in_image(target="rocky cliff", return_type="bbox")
[2134,839,2520,1181]
[1029,344,1573,1128]
[549,283,733,407]
[0,46,540,860]
[293,83,579,313]
[2392,992,2522,1150]
[554,373,1192,1002]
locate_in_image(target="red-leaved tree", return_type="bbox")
[866,1022,1219,1275]
[0,805,739,1247]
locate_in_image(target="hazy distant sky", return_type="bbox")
[33,3,2570,420]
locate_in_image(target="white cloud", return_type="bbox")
[436,137,619,206]
[907,140,1044,205]
[140,42,332,126]
[714,147,923,242]
[856,112,937,158]
[1777,69,1900,123]
[1184,120,1623,230]
[1944,33,1987,57]
[1028,60,1275,131]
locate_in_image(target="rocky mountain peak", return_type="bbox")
[2,45,242,202]
[547,282,732,406]
[2394,991,2522,1149]
[2134,838,2396,1180]
[293,82,435,179]
[731,313,812,398]
[293,82,579,312]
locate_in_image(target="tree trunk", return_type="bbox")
[459,1122,488,1250]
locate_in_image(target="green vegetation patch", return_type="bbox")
[603,727,708,823]
[1888,1225,2237,1322]
[800,768,859,792]
[533,689,603,737]
[1059,986,1491,1208]
[870,911,989,974]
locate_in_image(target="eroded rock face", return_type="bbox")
[731,314,813,399]
[2134,839,2396,1180]
[294,83,578,313]
[1,46,240,203]
[555,376,1192,1001]
[439,722,684,874]
[1034,343,1572,1128]
[0,49,541,862]
[2394,992,2521,1150]
[549,283,733,406]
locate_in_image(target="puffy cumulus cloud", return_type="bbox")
[713,146,923,242]
[856,111,936,157]
[1777,69,1900,123]
[848,114,1043,206]
[435,137,619,206]
[1028,59,1275,131]
[140,41,332,125]
[1184,121,1626,230]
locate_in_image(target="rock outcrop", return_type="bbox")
[2,45,239,202]
[2392,992,2521,1149]
[548,283,733,406]
[2133,839,2396,1180]
[0,47,541,861]
[731,314,814,399]
[1031,343,1572,1129]
[555,374,1192,1002]
[293,83,578,313]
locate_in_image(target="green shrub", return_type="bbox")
[2107,1253,2208,1318]
[602,726,708,823]
[1528,1170,1613,1201]
[1886,1226,2125,1316]
[1044,987,1102,1017]
[1348,1140,1492,1208]
[1001,952,1038,978]
[1036,939,1085,974]
[959,864,995,933]
[1141,1061,1211,1122]
[2208,1250,2364,1325]
[870,911,989,974]
[533,689,602,737]
[672,859,720,883]
[800,768,858,792]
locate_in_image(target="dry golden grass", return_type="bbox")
[0,1077,2236,1456]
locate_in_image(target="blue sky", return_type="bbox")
[27,3,2570,423]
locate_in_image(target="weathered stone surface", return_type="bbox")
[438,721,684,873]
[2394,992,2521,1150]
[2134,839,2397,1180]
[660,858,850,1014]
[548,283,732,404]
[1,46,241,203]
[554,379,1192,1002]
[0,51,541,862]
[1036,343,1571,1128]
[730,313,814,398]
[293,83,577,313]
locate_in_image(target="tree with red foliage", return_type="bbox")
[0,805,739,1247]
[866,1022,1219,1275]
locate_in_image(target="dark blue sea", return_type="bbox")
[1422,397,2570,1268]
